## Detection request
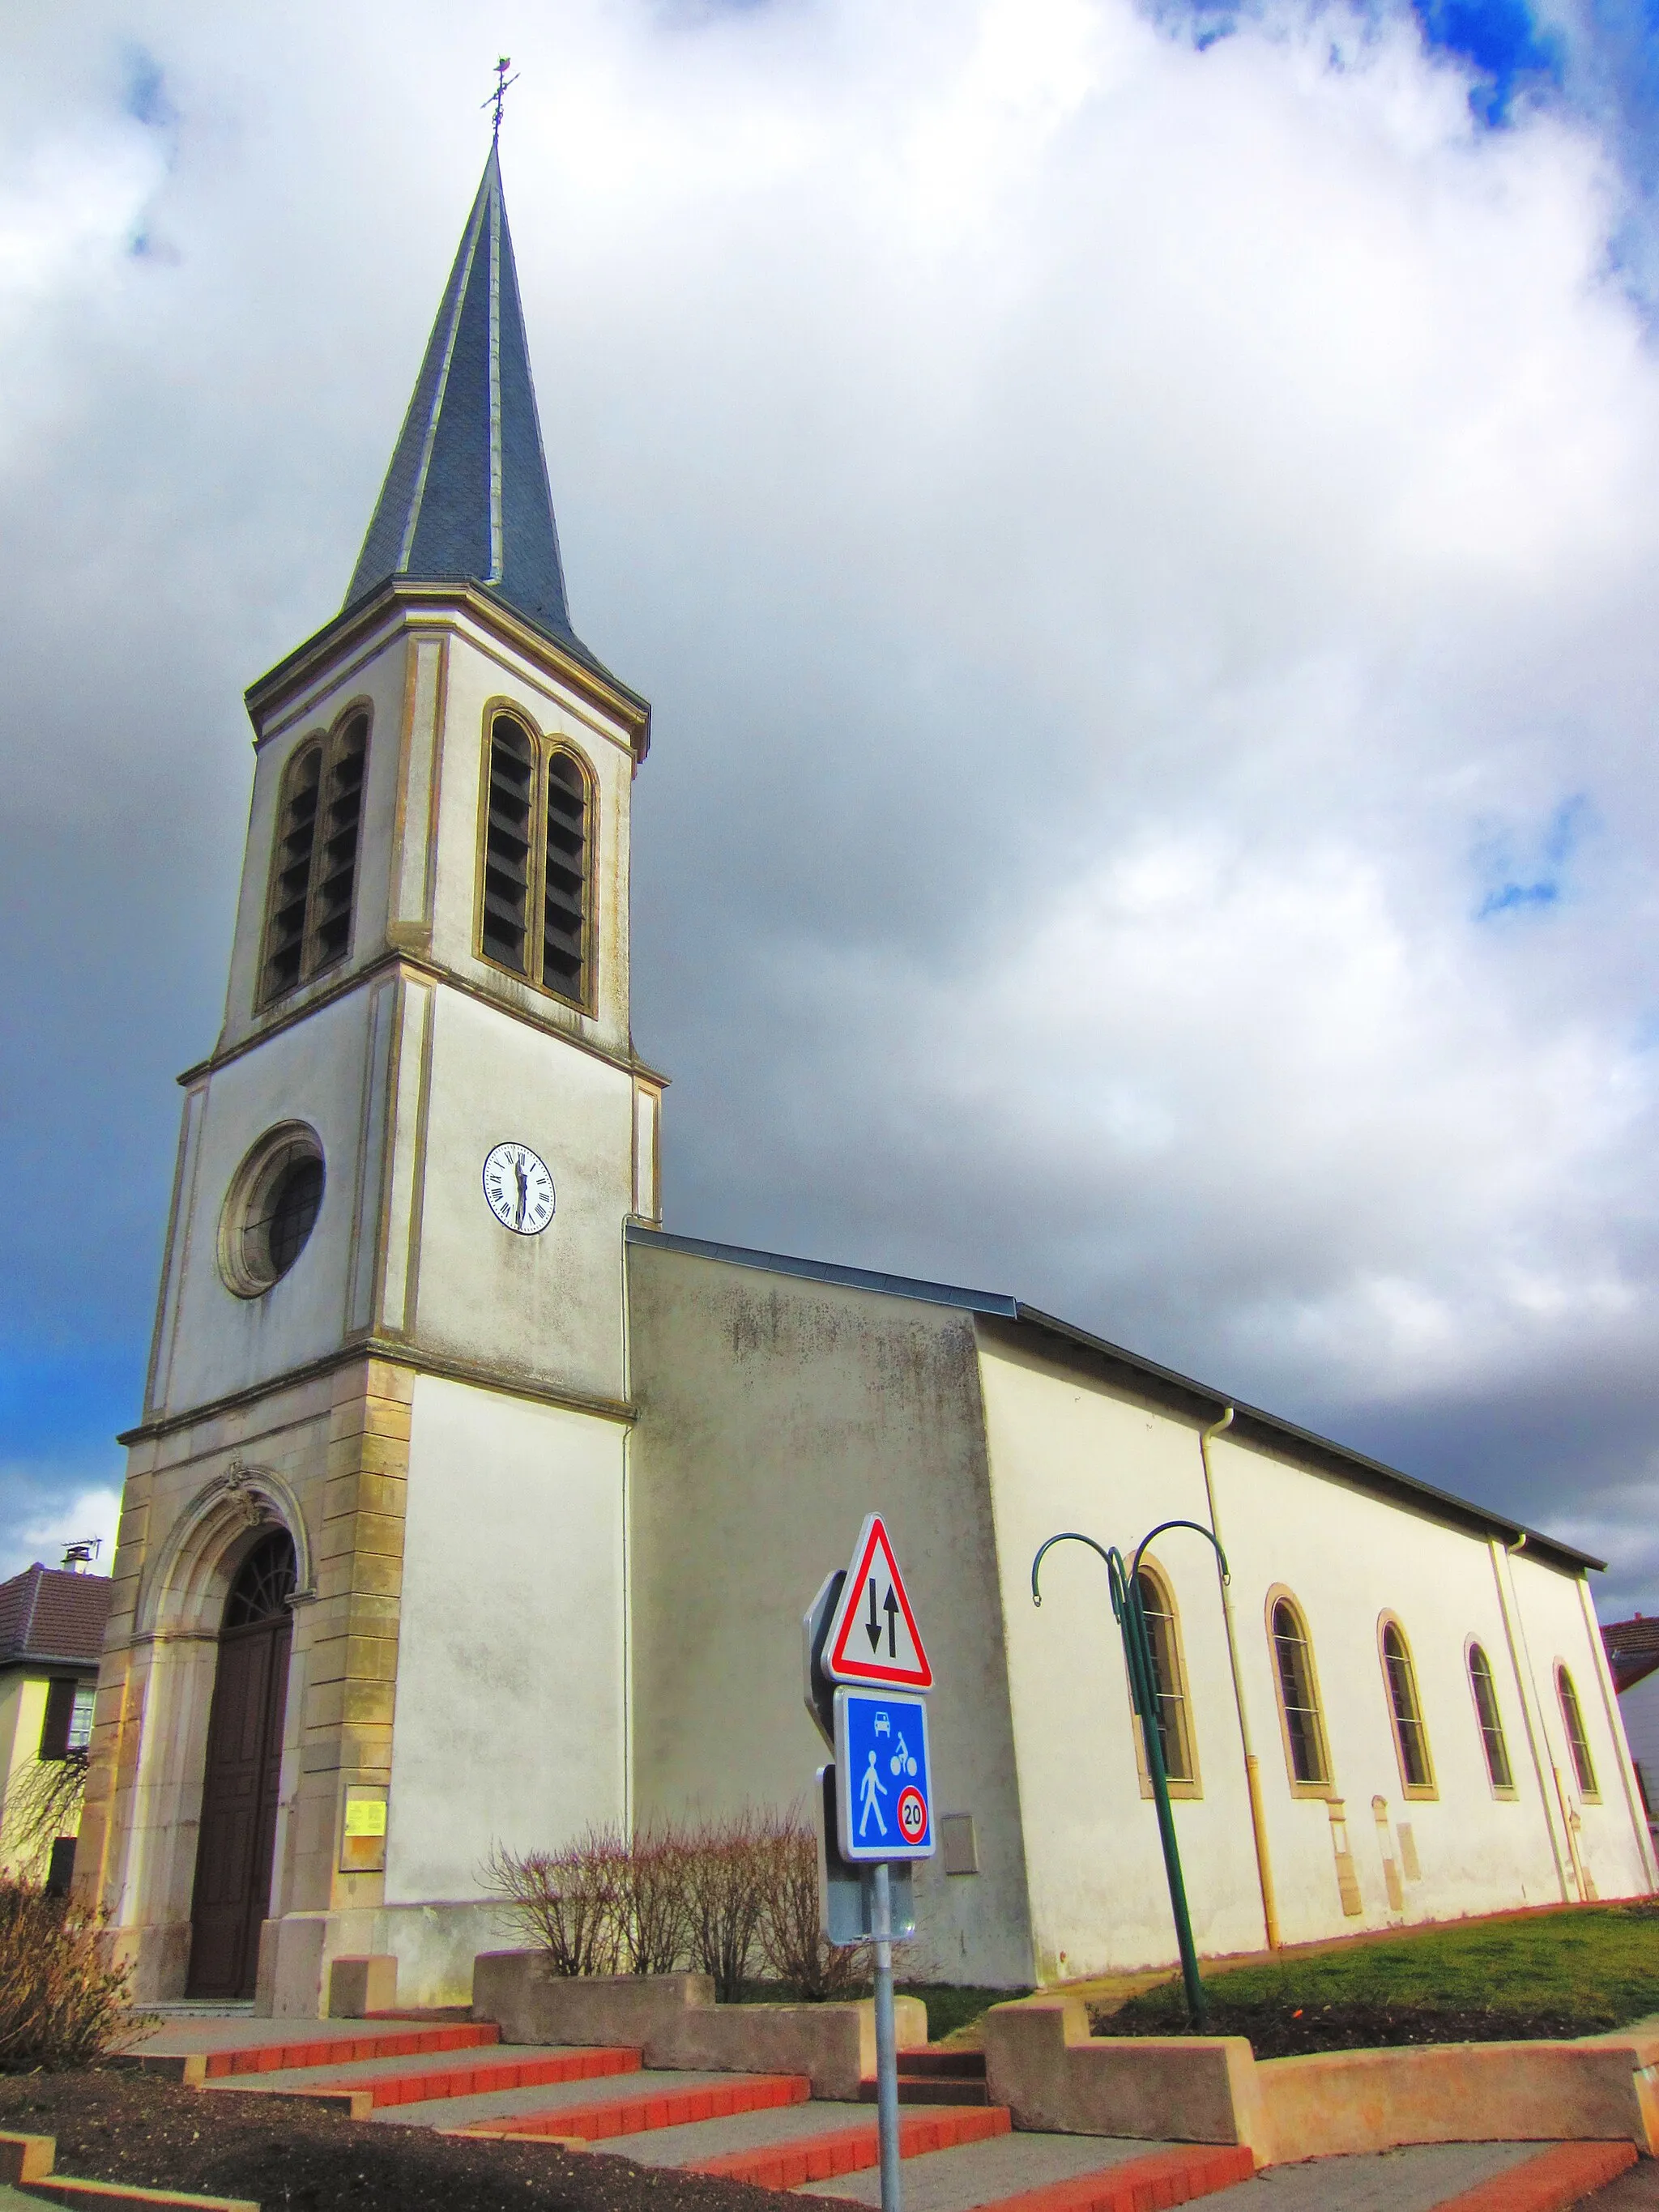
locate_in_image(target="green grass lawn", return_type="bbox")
[1096,1904,1659,2055]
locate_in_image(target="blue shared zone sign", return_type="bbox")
[834,1686,935,1863]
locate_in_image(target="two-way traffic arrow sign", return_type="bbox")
[822,1514,933,1691]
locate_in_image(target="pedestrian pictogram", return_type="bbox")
[834,1686,934,1862]
[824,1515,933,1690]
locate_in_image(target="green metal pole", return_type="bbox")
[1117,1558,1207,2029]
[1033,1522,1230,2035]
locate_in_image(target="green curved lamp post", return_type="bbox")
[1031,1519,1229,2030]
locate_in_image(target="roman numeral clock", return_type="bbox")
[482,1141,555,1236]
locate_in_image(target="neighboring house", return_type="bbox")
[1603,1616,1659,1831]
[0,1562,113,1891]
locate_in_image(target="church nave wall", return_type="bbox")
[977,1323,1653,1979]
[625,1240,1038,1990]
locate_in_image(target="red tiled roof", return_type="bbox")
[1603,1615,1659,1694]
[0,1565,112,1669]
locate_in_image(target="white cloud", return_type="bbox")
[2,0,1659,1599]
[0,1479,121,1585]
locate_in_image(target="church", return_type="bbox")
[75,151,1655,2016]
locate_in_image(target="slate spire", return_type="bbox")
[345,148,586,656]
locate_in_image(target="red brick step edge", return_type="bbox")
[469,2073,811,2142]
[207,2023,498,2078]
[1428,2140,1637,2212]
[688,2103,1011,2188]
[307,2046,642,2111]
[972,2147,1255,2212]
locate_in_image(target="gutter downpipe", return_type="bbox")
[1575,1572,1659,1892]
[1198,1405,1280,1952]
[1489,1532,1572,1903]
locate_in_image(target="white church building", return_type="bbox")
[77,152,1657,2015]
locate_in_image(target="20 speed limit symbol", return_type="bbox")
[897,1786,928,1844]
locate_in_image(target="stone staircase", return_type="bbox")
[116,2014,1614,2212]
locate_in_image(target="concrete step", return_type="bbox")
[685,2103,1011,2188]
[464,2073,812,2146]
[203,2022,499,2079]
[122,2019,501,2085]
[215,2043,642,2113]
[888,2051,987,2079]
[795,2133,1252,2212]
[859,2078,993,2107]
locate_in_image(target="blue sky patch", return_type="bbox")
[121,45,176,132]
[1413,0,1563,121]
[1475,793,1591,921]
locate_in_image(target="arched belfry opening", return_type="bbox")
[186,1528,296,1998]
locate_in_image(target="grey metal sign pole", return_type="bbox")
[871,1859,902,2212]
[810,1515,936,2212]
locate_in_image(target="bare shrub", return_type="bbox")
[482,1835,622,1976]
[754,1806,866,2001]
[0,1877,139,2070]
[486,1807,862,2001]
[615,1820,690,1975]
[684,1809,766,2001]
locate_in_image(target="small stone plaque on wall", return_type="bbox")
[340,1786,389,1873]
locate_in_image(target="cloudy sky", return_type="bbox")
[2,0,1658,1609]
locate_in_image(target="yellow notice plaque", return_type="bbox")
[339,1787,389,1872]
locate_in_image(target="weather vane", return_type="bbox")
[483,56,520,141]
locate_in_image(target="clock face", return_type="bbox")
[482,1142,556,1236]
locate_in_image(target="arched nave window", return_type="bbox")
[1380,1616,1436,1799]
[1268,1589,1332,1795]
[260,712,369,1004]
[1556,1664,1600,1801]
[1134,1563,1200,1797]
[1465,1642,1516,1796]
[478,710,595,1011]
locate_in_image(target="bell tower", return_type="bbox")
[79,149,664,2010]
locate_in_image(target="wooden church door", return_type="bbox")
[186,1530,296,1998]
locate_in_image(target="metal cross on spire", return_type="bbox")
[483,56,520,141]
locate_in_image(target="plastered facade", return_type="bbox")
[80,318,1653,2012]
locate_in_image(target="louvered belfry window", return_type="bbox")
[260,714,369,1004]
[482,717,535,973]
[479,713,593,1009]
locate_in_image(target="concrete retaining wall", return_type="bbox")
[1257,2035,1659,2163]
[982,1998,1659,2165]
[983,1999,1269,2156]
[471,1959,928,2102]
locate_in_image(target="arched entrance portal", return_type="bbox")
[186,1529,296,1998]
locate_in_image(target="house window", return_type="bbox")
[67,1683,95,1755]
[38,1678,89,1762]
[1557,1664,1599,1800]
[1134,1564,1199,1794]
[476,712,595,1010]
[1380,1617,1436,1797]
[1269,1592,1331,1792]
[1467,1643,1515,1794]
[260,712,369,1004]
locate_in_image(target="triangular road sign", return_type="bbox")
[824,1514,933,1690]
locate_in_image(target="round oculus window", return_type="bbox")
[220,1125,326,1298]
